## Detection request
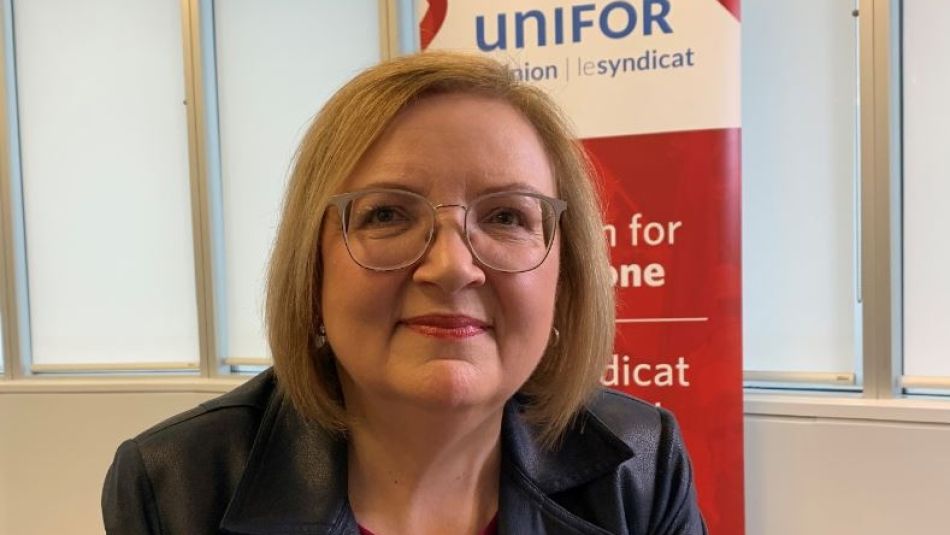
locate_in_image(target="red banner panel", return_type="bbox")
[422,1,744,531]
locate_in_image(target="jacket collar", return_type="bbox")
[220,391,356,534]
[500,396,635,494]
[220,387,634,535]
[497,398,634,535]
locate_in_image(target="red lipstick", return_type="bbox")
[401,314,490,339]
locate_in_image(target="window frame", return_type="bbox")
[0,0,946,415]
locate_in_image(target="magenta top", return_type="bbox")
[358,514,498,535]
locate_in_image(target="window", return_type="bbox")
[901,0,950,392]
[213,0,381,364]
[0,1,946,396]
[13,0,199,371]
[743,0,949,398]
[0,0,385,377]
[741,0,861,389]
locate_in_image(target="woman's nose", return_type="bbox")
[412,210,486,292]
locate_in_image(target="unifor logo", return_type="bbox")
[475,1,673,52]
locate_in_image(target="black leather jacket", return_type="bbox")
[102,369,707,534]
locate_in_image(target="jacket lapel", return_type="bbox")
[497,398,635,535]
[219,388,357,535]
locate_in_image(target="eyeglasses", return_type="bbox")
[327,188,567,273]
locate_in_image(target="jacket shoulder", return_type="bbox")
[584,388,673,446]
[575,389,707,534]
[102,369,278,534]
[133,367,275,445]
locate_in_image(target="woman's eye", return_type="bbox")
[486,209,523,227]
[356,206,408,227]
[371,207,398,223]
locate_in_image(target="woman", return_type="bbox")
[103,52,706,535]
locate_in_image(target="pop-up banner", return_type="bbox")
[419,1,744,532]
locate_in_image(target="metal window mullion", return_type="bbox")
[180,0,228,378]
[858,0,901,399]
[0,0,32,380]
[379,0,396,60]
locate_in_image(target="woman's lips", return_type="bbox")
[401,314,490,339]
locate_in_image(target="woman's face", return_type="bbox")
[320,92,560,415]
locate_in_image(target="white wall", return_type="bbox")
[0,390,215,534]
[2,388,949,534]
[745,413,950,533]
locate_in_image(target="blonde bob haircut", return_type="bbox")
[266,51,615,447]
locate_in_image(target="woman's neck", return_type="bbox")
[345,398,503,535]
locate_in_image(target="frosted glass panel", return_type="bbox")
[741,0,859,374]
[215,0,380,359]
[903,0,950,378]
[15,0,199,365]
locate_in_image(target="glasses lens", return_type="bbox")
[343,190,431,269]
[467,193,558,272]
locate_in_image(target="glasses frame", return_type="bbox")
[326,188,567,273]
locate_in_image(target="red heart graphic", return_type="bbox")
[420,0,448,50]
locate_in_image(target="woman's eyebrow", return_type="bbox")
[352,181,426,195]
[352,180,549,197]
[477,182,547,196]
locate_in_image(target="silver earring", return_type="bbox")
[550,327,560,347]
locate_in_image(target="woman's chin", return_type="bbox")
[393,360,506,411]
